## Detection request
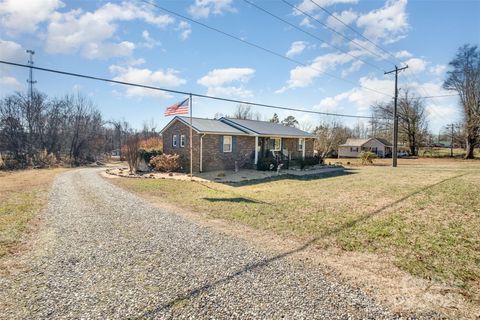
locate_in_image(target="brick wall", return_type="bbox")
[162,120,200,173]
[305,138,314,157]
[202,135,255,171]
[162,119,256,173]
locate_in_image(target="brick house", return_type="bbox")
[160,116,315,173]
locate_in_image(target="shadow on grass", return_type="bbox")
[223,169,356,187]
[136,172,467,319]
[203,197,262,204]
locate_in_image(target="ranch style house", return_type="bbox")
[338,138,393,158]
[160,116,315,173]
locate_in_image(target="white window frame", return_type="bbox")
[172,134,178,147]
[223,136,232,153]
[180,134,186,148]
[298,138,304,151]
[272,138,281,151]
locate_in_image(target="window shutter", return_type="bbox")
[232,136,237,152]
[219,135,223,152]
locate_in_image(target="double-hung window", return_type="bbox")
[271,138,281,151]
[223,136,232,152]
[172,134,178,147]
[180,134,186,148]
[298,138,304,151]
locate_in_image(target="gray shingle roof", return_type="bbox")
[220,118,314,137]
[177,117,248,134]
[340,138,392,147]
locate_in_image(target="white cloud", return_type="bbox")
[286,41,308,58]
[395,50,412,59]
[293,0,358,15]
[0,0,63,34]
[429,64,447,76]
[326,9,358,32]
[197,67,255,98]
[177,21,192,41]
[276,52,354,93]
[356,0,409,44]
[0,39,24,91]
[313,76,393,115]
[141,30,161,48]
[109,65,186,99]
[404,57,427,74]
[188,0,236,19]
[45,2,173,59]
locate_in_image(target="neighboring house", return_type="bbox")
[338,138,392,158]
[160,116,315,172]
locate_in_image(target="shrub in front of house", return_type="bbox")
[139,149,162,164]
[360,151,377,165]
[256,158,277,171]
[150,154,181,172]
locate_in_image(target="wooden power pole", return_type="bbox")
[384,65,408,167]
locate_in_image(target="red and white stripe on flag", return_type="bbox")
[164,98,190,116]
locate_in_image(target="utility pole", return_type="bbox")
[446,123,455,157]
[384,65,408,167]
[26,49,36,100]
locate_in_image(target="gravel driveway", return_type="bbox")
[0,168,394,319]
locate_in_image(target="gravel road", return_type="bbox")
[0,168,395,319]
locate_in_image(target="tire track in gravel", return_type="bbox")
[0,168,397,319]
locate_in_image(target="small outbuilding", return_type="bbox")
[338,138,392,158]
[160,116,315,173]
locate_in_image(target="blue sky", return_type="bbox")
[1,0,479,133]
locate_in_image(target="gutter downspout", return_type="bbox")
[302,138,306,159]
[200,134,205,172]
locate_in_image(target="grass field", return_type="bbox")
[0,168,66,257]
[113,158,480,303]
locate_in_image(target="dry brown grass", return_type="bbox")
[0,168,67,257]
[111,158,480,318]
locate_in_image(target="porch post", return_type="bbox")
[302,138,306,159]
[254,136,258,165]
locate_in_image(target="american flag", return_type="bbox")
[164,98,190,116]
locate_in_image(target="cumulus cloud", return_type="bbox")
[395,50,412,59]
[0,0,63,34]
[286,41,308,58]
[429,64,447,76]
[197,67,255,98]
[45,2,173,59]
[188,0,236,19]
[176,21,192,41]
[326,9,358,32]
[141,30,161,48]
[356,0,409,44]
[293,0,358,15]
[403,57,427,74]
[276,52,355,93]
[109,65,186,99]
[0,39,24,91]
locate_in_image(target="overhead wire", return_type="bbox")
[140,0,392,98]
[0,60,378,119]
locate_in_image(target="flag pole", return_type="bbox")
[189,93,193,180]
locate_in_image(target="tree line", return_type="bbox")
[0,91,139,168]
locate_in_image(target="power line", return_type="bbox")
[308,0,400,67]
[140,0,392,98]
[422,93,459,99]
[0,60,377,119]
[242,0,384,72]
[282,0,393,67]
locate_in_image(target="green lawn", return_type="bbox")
[113,158,480,302]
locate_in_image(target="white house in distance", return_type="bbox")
[338,138,392,158]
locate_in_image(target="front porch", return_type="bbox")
[254,136,310,169]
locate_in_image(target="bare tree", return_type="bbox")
[443,44,480,159]
[124,131,140,173]
[232,104,261,120]
[313,120,351,158]
[371,90,429,155]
